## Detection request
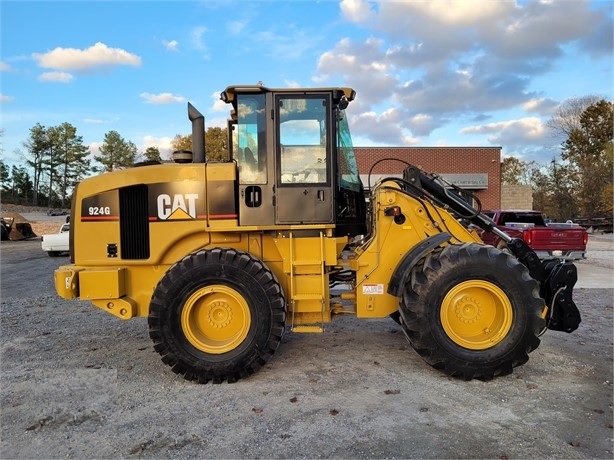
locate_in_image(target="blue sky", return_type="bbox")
[1,0,612,169]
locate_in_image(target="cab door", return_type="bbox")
[234,92,276,226]
[274,93,334,224]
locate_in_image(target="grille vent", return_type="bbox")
[119,185,150,259]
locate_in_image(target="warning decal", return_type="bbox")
[362,284,384,295]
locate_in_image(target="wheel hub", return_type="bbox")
[208,302,233,328]
[181,285,251,354]
[454,296,482,324]
[441,280,513,350]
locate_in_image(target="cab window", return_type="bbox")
[237,94,266,184]
[278,96,328,185]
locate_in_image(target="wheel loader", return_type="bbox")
[54,85,581,383]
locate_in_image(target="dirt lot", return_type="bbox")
[0,216,612,459]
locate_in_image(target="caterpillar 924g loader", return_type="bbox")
[54,85,581,383]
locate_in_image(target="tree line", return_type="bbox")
[1,97,611,220]
[0,125,228,208]
[501,98,613,221]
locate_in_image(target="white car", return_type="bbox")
[41,223,70,257]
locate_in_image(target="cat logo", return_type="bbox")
[157,193,199,220]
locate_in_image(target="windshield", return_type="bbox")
[337,111,361,192]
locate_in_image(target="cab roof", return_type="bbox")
[220,85,356,104]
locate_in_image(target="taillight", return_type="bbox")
[583,232,588,245]
[523,229,533,245]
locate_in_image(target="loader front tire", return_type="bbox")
[148,248,286,383]
[399,243,545,380]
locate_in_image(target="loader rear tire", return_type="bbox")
[148,248,286,383]
[399,243,545,380]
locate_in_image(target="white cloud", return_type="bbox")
[227,20,247,35]
[191,27,207,50]
[327,0,610,102]
[340,0,375,23]
[407,113,439,137]
[142,135,172,149]
[252,25,325,61]
[405,0,512,27]
[83,118,119,125]
[522,97,559,115]
[0,93,15,103]
[206,116,230,130]
[312,0,613,156]
[140,92,186,104]
[461,117,547,146]
[38,71,74,83]
[32,42,141,71]
[211,91,227,112]
[316,37,396,106]
[87,141,103,158]
[163,40,179,51]
[141,135,175,159]
[350,107,409,145]
[0,61,12,72]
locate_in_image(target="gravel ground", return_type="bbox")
[0,222,612,459]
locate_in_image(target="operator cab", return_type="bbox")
[221,85,366,236]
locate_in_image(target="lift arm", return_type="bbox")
[402,165,581,333]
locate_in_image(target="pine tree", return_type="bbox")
[94,131,137,172]
[54,123,91,206]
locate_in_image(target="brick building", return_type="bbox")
[354,147,502,210]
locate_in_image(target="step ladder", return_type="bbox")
[288,231,326,333]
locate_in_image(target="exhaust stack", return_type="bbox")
[188,102,205,163]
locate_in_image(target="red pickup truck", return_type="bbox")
[480,210,588,261]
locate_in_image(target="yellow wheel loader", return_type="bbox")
[54,85,581,383]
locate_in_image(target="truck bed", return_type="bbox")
[482,210,588,260]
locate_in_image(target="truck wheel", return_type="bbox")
[399,243,545,380]
[48,251,60,257]
[148,248,286,383]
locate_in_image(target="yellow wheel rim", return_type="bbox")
[181,285,251,354]
[440,280,513,350]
